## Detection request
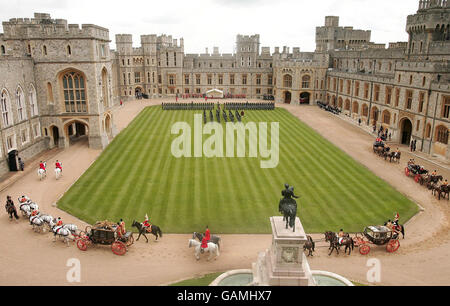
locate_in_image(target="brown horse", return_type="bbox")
[432,184,450,200]
[303,235,315,257]
[324,231,354,256]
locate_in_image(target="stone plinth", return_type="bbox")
[252,216,315,286]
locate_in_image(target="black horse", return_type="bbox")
[192,232,221,249]
[5,203,19,220]
[303,235,315,257]
[132,220,163,243]
[279,199,296,232]
[324,231,354,256]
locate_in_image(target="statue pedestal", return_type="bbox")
[252,216,315,286]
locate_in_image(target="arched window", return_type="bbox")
[283,75,292,88]
[344,99,350,111]
[47,82,54,104]
[29,84,38,117]
[302,75,311,88]
[362,104,369,117]
[16,86,27,121]
[61,71,87,113]
[1,45,5,55]
[352,101,359,114]
[426,123,431,138]
[436,125,449,145]
[382,110,391,125]
[43,45,47,56]
[1,90,12,127]
[67,45,72,56]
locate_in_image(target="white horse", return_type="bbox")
[55,166,62,180]
[188,239,220,261]
[29,214,45,233]
[19,202,38,217]
[39,214,55,232]
[49,219,78,236]
[37,162,47,180]
[50,224,73,246]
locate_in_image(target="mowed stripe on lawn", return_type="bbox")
[58,106,419,233]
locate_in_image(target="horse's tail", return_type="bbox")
[351,238,354,250]
[289,215,295,228]
[158,227,163,238]
[401,225,405,238]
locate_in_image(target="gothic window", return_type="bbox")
[442,96,450,118]
[47,82,54,103]
[1,89,12,127]
[29,84,38,117]
[283,75,292,88]
[1,45,5,55]
[385,86,392,105]
[436,125,449,145]
[374,85,380,102]
[43,45,47,56]
[61,71,87,113]
[406,90,413,110]
[16,86,26,121]
[302,75,311,89]
[242,74,247,85]
[67,45,71,56]
[382,110,391,125]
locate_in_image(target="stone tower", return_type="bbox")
[1,12,115,150]
[236,34,260,68]
[406,0,450,59]
[315,16,371,52]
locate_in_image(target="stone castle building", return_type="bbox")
[0,0,449,176]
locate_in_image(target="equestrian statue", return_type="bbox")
[278,183,299,232]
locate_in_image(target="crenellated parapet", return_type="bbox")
[2,13,109,41]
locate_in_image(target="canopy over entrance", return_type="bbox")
[206,89,224,98]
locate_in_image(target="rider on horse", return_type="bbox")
[55,160,62,172]
[19,195,30,203]
[5,196,19,220]
[56,217,63,226]
[205,225,211,242]
[142,214,152,232]
[39,161,46,173]
[200,236,208,253]
[338,229,345,245]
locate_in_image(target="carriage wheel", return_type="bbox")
[405,168,410,177]
[77,238,88,251]
[386,239,400,253]
[75,231,87,242]
[112,241,127,256]
[414,174,421,183]
[359,244,370,255]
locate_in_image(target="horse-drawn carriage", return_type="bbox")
[354,226,400,255]
[405,162,428,183]
[76,221,133,256]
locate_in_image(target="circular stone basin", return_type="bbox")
[217,273,253,286]
[312,274,348,286]
[210,270,353,286]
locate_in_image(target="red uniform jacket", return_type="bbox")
[201,237,208,248]
[205,229,211,241]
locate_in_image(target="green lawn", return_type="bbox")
[58,106,419,233]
